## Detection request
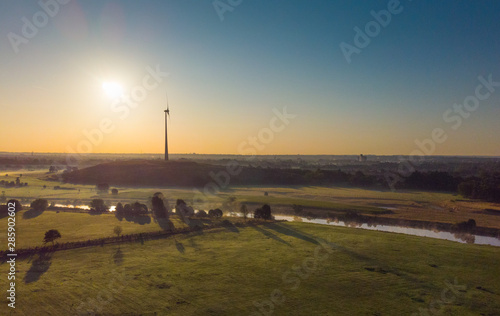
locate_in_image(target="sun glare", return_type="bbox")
[102,81,124,99]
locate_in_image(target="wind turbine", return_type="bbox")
[164,92,170,161]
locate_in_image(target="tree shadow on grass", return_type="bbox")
[222,219,239,233]
[250,224,291,246]
[157,218,175,231]
[124,215,151,225]
[22,208,44,219]
[184,217,205,231]
[24,251,53,284]
[174,238,185,254]
[113,247,124,266]
[188,237,200,250]
[264,222,319,245]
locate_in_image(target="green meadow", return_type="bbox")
[1,169,455,213]
[2,169,500,315]
[1,221,499,315]
[0,211,188,250]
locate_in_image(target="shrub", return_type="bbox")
[208,209,223,218]
[114,226,122,237]
[31,198,48,212]
[44,229,61,245]
[196,210,208,217]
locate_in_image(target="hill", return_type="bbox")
[60,159,348,187]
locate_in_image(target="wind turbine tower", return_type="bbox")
[164,93,170,161]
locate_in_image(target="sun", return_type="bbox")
[102,81,124,99]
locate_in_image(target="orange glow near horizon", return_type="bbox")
[1,2,500,157]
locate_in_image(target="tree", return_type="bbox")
[132,202,148,215]
[151,193,168,219]
[209,209,223,218]
[89,199,108,213]
[254,204,272,220]
[31,198,48,212]
[123,203,132,214]
[7,199,22,213]
[111,188,119,195]
[196,210,208,217]
[115,202,124,220]
[176,199,186,207]
[43,229,61,245]
[113,225,122,237]
[240,204,249,219]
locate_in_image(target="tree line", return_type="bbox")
[396,171,500,202]
[0,219,271,260]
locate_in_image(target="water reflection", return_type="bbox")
[53,204,116,212]
[227,212,499,247]
[54,204,90,210]
[272,215,500,247]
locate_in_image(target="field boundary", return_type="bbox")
[1,218,273,261]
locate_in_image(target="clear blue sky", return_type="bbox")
[1,0,500,155]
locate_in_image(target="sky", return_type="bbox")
[1,0,500,156]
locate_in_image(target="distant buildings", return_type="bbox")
[359,154,367,162]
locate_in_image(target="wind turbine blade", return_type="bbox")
[165,91,171,123]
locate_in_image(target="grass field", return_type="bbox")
[0,211,188,250]
[3,170,500,229]
[1,221,500,315]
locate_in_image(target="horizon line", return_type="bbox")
[1,151,500,158]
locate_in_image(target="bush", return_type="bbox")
[44,229,61,244]
[31,198,48,212]
[454,218,477,232]
[114,226,122,237]
[196,210,208,217]
[208,209,223,218]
